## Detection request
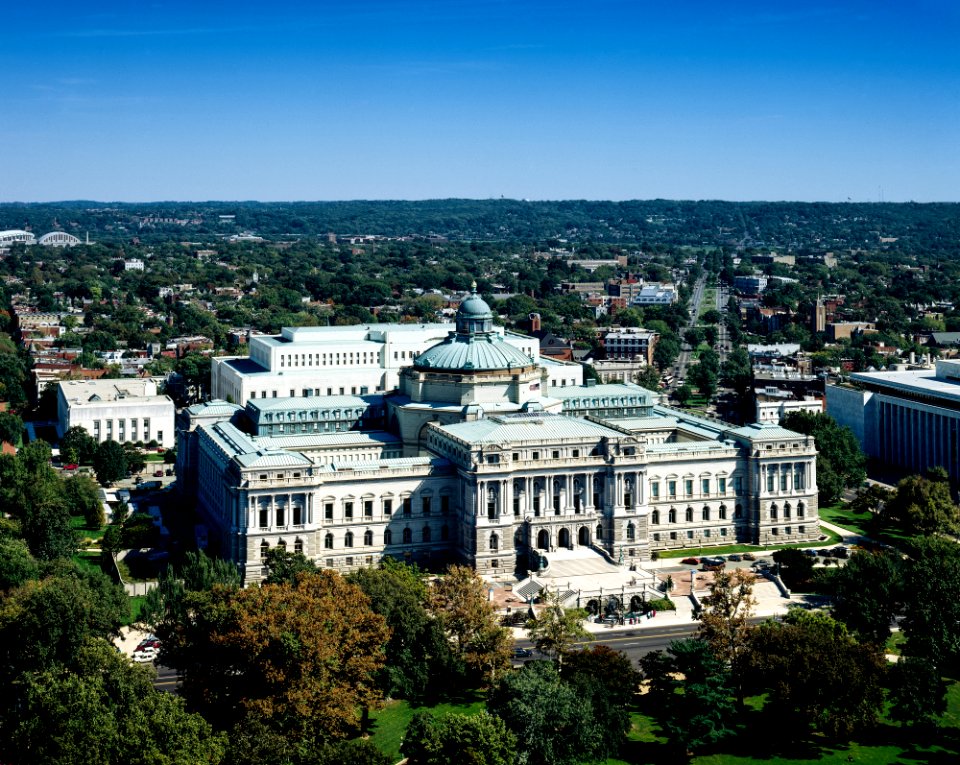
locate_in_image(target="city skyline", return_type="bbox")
[4,0,958,203]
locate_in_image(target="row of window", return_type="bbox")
[651,525,809,543]
[91,417,157,443]
[278,351,381,368]
[651,476,737,499]
[249,384,378,399]
[322,495,451,521]
[323,525,452,549]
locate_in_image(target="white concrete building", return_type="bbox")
[57,379,176,448]
[210,322,581,406]
[182,289,819,584]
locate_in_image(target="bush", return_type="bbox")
[647,597,676,612]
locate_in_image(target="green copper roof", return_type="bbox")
[415,332,535,371]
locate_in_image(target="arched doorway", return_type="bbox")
[558,528,571,549]
[578,526,590,546]
[585,599,601,616]
[537,529,550,550]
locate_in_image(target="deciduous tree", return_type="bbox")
[402,711,516,765]
[93,440,128,485]
[696,569,756,703]
[525,587,589,670]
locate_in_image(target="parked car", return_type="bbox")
[132,646,158,663]
[153,470,164,477]
[832,546,849,559]
[165,468,174,476]
[513,647,533,658]
[681,557,700,565]
[138,638,161,650]
[726,554,743,562]
[741,552,756,561]
[702,556,725,567]
[64,463,78,471]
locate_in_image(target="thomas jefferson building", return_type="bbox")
[181,290,820,584]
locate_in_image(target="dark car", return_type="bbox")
[153,470,164,477]
[165,468,174,476]
[832,546,849,559]
[513,647,533,659]
[803,548,818,557]
[681,557,700,565]
[726,554,743,562]
[741,552,756,561]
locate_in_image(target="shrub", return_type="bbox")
[647,597,676,612]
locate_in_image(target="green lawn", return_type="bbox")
[366,692,487,762]
[817,502,914,547]
[71,514,106,543]
[72,550,105,575]
[124,595,148,626]
[655,529,841,560]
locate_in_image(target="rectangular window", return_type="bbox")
[651,482,660,499]
[702,478,710,495]
[533,496,541,514]
[653,533,660,542]
[767,473,775,492]
[324,503,333,520]
[513,495,521,515]
[422,497,431,515]
[721,527,727,536]
[684,479,693,496]
[513,452,520,461]
[441,496,450,514]
[403,498,412,515]
[383,499,392,516]
[364,501,373,518]
[276,507,285,526]
[780,472,788,491]
[734,476,743,495]
[668,480,677,498]
[686,530,694,539]
[670,531,677,540]
[552,450,560,459]
[794,466,805,490]
[344,502,354,520]
[704,529,711,537]
[532,451,540,460]
[718,477,727,494]
[259,509,268,528]
[553,496,560,514]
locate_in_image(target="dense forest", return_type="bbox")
[2,200,959,253]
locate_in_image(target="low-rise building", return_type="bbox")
[57,379,175,448]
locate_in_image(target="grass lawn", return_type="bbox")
[366,692,487,762]
[656,529,841,560]
[72,550,105,575]
[71,514,106,544]
[817,502,914,547]
[124,595,148,626]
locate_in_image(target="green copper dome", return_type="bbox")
[414,284,534,372]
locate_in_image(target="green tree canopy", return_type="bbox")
[402,711,516,765]
[59,426,97,465]
[781,411,866,504]
[93,440,128,485]
[882,468,960,536]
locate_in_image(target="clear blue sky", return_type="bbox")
[3,1,958,202]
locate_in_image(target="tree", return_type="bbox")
[123,443,147,476]
[743,610,886,740]
[563,646,639,759]
[0,411,23,446]
[829,549,903,644]
[19,472,76,561]
[635,364,661,391]
[899,536,960,675]
[431,565,513,686]
[524,588,588,670]
[63,473,105,528]
[0,640,227,765]
[0,537,39,590]
[781,411,866,504]
[887,655,948,730]
[402,711,517,765]
[261,546,317,585]
[348,559,456,702]
[93,440,128,485]
[160,570,388,742]
[695,570,756,703]
[487,661,603,765]
[674,383,694,406]
[59,426,97,465]
[771,547,815,590]
[882,469,960,536]
[638,638,736,755]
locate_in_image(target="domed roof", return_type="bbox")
[413,281,535,373]
[415,332,534,372]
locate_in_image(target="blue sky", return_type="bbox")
[3,1,958,202]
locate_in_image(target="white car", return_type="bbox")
[132,646,158,663]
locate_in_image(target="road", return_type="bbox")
[153,664,180,693]
[673,272,709,386]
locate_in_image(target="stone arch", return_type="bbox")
[537,529,550,550]
[558,527,571,548]
[578,526,590,546]
[490,532,500,552]
[626,522,636,541]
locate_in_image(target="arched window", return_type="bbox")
[324,533,333,549]
[626,522,636,541]
[344,531,354,547]
[596,523,603,540]
[402,527,412,544]
[294,538,303,555]
[797,501,805,518]
[260,540,269,559]
[685,506,694,523]
[422,526,431,543]
[784,502,791,519]
[384,529,393,545]
[770,503,778,520]
[702,505,710,521]
[735,504,743,519]
[277,538,287,552]
[668,507,677,523]
[719,504,727,520]
[364,529,373,546]
[490,533,499,552]
[651,509,660,525]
